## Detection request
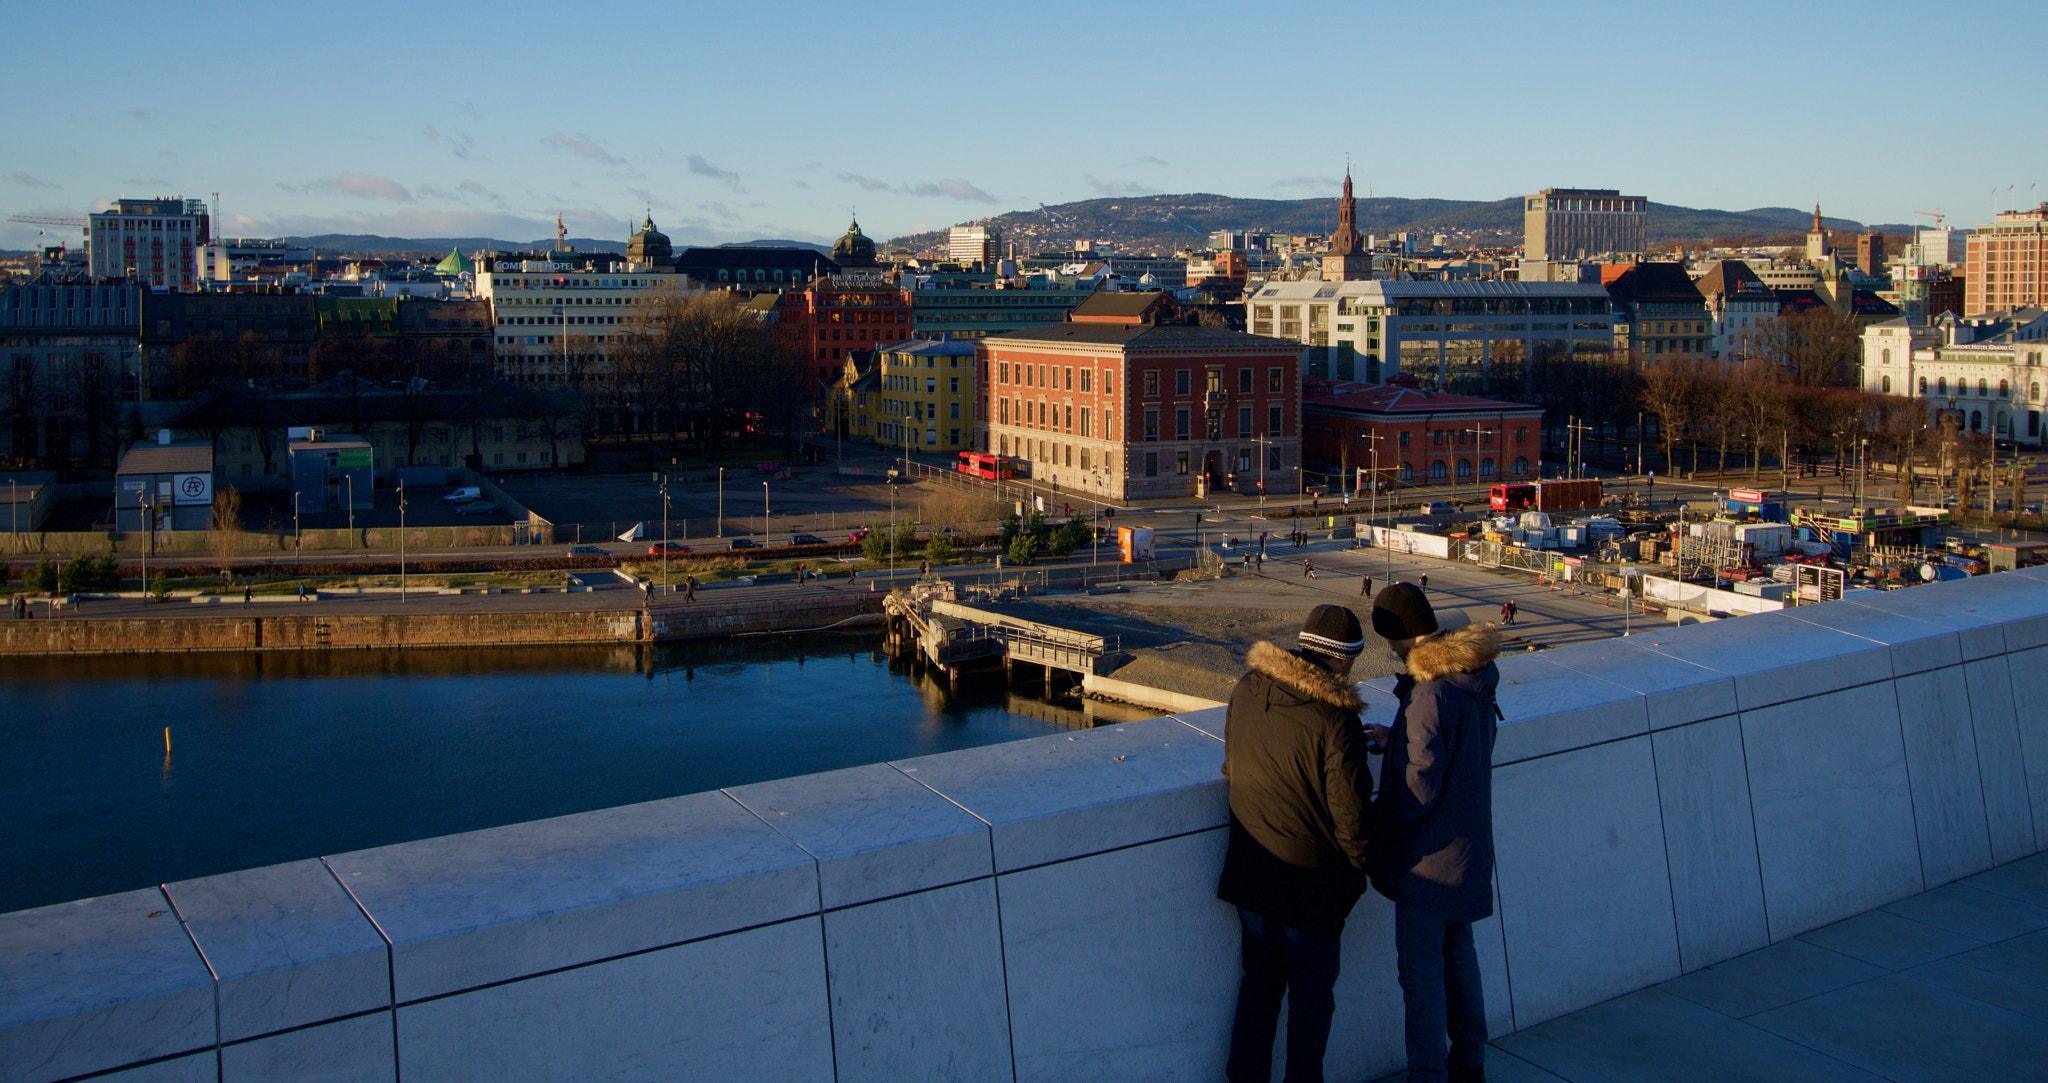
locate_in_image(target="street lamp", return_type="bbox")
[138,494,151,603]
[398,482,407,604]
[716,466,724,539]
[344,474,355,547]
[660,474,670,591]
[292,491,300,553]
[761,481,770,540]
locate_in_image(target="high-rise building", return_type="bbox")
[948,224,1001,268]
[1522,188,1646,261]
[88,197,210,290]
[1964,203,2048,315]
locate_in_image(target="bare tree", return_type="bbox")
[1638,357,1705,474]
[209,485,243,581]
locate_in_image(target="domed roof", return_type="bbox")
[434,247,474,275]
[832,217,877,266]
[628,214,672,266]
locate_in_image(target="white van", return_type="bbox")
[1419,501,1455,515]
[442,486,482,504]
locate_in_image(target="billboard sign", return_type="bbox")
[337,448,373,469]
[173,472,213,507]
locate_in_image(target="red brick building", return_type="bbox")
[977,293,1304,501]
[1302,375,1543,491]
[766,275,913,382]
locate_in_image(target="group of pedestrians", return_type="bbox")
[1220,588,1502,1083]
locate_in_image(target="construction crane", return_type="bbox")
[1913,210,1946,228]
[7,215,87,227]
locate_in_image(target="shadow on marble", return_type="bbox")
[1497,987,1887,1083]
[221,1011,395,1083]
[1629,610,1893,712]
[1487,653,1647,765]
[823,880,1011,1083]
[1367,1047,1568,1083]
[1951,928,2048,993]
[1796,909,1984,972]
[1905,957,2048,1024]
[1880,882,2048,944]
[1534,635,1735,730]
[1656,938,1884,1019]
[1747,971,2048,1082]
[1961,852,2048,907]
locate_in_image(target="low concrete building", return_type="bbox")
[0,470,57,533]
[288,432,374,514]
[114,436,214,532]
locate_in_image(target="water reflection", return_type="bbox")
[0,634,1160,913]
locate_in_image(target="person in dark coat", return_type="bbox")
[1370,584,1502,1083]
[1217,604,1377,1083]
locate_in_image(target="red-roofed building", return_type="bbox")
[1302,375,1544,489]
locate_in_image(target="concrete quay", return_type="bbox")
[2,565,2044,1081]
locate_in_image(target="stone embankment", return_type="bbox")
[0,594,885,656]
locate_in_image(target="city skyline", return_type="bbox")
[3,0,2045,252]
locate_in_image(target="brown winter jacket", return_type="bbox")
[1216,641,1375,940]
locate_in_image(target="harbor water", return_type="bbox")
[0,635,1157,914]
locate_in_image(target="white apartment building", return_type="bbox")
[947,225,1001,267]
[475,260,696,386]
[1862,310,2048,444]
[1249,279,1616,391]
[88,197,209,291]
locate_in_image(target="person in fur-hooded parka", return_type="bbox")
[1372,621,1503,923]
[1216,639,1375,940]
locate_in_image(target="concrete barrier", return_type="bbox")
[3,568,2045,1081]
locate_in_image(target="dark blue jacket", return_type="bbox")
[1372,624,1501,923]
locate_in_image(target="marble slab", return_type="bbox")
[1651,717,1770,971]
[726,763,992,910]
[822,880,1011,1083]
[394,916,833,1083]
[167,859,390,1042]
[1494,735,1682,1028]
[221,1011,394,1082]
[1891,666,1995,886]
[1489,653,1648,764]
[1740,682,1924,940]
[1535,635,1736,730]
[1781,598,1962,676]
[1498,987,1888,1083]
[2007,645,2048,851]
[1845,581,2012,661]
[0,888,215,1083]
[1173,705,1228,740]
[1629,610,1894,712]
[894,716,1227,873]
[327,790,817,1003]
[998,828,1239,1083]
[1961,656,2038,865]
[1746,971,2048,1080]
[84,1052,219,1083]
[1928,570,2048,651]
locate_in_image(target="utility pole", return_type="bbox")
[717,467,724,538]
[1361,430,1385,531]
[660,474,670,590]
[1565,417,1594,479]
[398,482,407,604]
[1463,425,1491,505]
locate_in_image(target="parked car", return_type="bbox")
[1419,501,1455,515]
[646,541,692,554]
[451,500,499,516]
[441,486,482,504]
[789,533,826,546]
[728,538,763,550]
[565,545,610,557]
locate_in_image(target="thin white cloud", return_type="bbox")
[279,173,415,202]
[837,173,892,191]
[9,172,58,189]
[838,174,996,203]
[459,179,506,206]
[629,187,669,209]
[544,133,624,166]
[124,108,152,122]
[1134,155,1168,167]
[705,201,741,222]
[688,154,741,190]
[1085,176,1155,197]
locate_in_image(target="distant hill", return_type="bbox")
[283,234,629,257]
[886,193,1914,254]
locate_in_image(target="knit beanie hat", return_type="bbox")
[1371,582,1439,642]
[1297,604,1365,660]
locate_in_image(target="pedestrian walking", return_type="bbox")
[1259,531,1268,557]
[796,562,807,587]
[1420,573,1429,591]
[1500,601,1513,625]
[298,582,309,603]
[1504,599,1517,625]
[1303,558,1316,580]
[1217,606,1375,1083]
[1369,586,1502,1083]
[685,574,698,603]
[1361,575,1373,598]
[242,585,252,608]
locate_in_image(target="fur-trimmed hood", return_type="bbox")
[1406,623,1502,683]
[1246,641,1364,711]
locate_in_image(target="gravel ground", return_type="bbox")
[974,598,1405,706]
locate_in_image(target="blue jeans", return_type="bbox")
[1226,908,1342,1083]
[1395,905,1486,1082]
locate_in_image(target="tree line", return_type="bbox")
[601,289,815,462]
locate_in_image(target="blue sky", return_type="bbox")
[4,0,2044,252]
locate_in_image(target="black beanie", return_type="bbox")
[1371,582,1438,642]
[1297,604,1365,660]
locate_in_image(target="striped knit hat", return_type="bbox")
[1297,604,1366,660]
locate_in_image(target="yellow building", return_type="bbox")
[832,339,979,453]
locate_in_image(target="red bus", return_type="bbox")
[956,451,1015,480]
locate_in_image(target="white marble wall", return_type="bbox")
[2,573,2044,1083]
